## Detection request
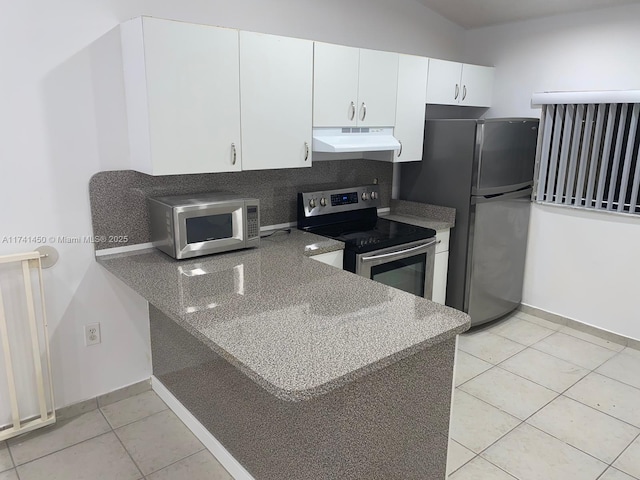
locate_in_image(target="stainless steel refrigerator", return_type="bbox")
[399,118,539,326]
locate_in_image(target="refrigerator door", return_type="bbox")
[473,119,539,196]
[465,188,532,326]
[399,119,478,311]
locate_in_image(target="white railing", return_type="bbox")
[0,251,55,441]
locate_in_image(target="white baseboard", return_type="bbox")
[151,376,255,480]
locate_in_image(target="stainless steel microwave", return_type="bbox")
[148,193,260,260]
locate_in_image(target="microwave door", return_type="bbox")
[175,201,245,259]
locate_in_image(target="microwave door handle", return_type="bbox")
[360,239,436,262]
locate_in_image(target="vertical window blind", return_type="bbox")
[533,94,640,215]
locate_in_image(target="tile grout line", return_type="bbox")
[97,408,146,480]
[13,443,21,480]
[454,314,638,479]
[605,431,640,473]
[588,350,640,391]
[514,312,627,352]
[456,367,640,474]
[456,324,640,433]
[141,447,208,479]
[7,426,106,469]
[458,351,640,447]
[99,402,170,430]
[489,320,557,348]
[5,440,17,476]
[561,373,640,430]
[106,400,208,479]
[452,385,526,456]
[447,452,476,476]
[9,431,116,473]
[454,344,639,474]
[522,422,613,471]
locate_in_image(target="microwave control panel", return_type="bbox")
[247,205,260,239]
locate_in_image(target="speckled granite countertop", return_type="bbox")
[97,229,469,402]
[382,199,456,231]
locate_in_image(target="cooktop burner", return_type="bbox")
[307,217,435,254]
[297,185,436,254]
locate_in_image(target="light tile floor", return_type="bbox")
[1,310,638,480]
[449,310,640,480]
[0,390,233,480]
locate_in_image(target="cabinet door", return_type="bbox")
[240,31,313,170]
[433,251,449,305]
[394,55,428,162]
[313,42,360,127]
[425,58,462,106]
[460,64,494,107]
[135,18,242,175]
[357,49,399,127]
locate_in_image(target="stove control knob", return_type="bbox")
[370,191,378,200]
[320,197,327,207]
[362,192,369,201]
[309,198,316,209]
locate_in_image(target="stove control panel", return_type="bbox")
[298,185,381,218]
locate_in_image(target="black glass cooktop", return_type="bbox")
[307,217,436,254]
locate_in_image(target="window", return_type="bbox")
[533,92,640,215]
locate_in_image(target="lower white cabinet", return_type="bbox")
[310,250,344,268]
[432,229,450,305]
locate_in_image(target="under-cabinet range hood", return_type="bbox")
[312,127,401,153]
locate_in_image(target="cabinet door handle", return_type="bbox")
[349,101,356,121]
[398,140,403,157]
[231,143,237,165]
[454,84,460,100]
[361,102,367,121]
[462,85,467,101]
[304,142,309,162]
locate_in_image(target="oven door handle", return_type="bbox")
[360,239,437,262]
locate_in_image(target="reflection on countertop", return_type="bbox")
[97,229,469,401]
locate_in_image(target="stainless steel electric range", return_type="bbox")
[297,185,437,299]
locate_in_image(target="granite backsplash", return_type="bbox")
[89,160,393,250]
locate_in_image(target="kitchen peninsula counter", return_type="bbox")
[97,229,469,401]
[97,229,469,479]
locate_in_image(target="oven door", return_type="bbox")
[355,239,436,299]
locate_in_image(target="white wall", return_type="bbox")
[0,0,463,420]
[464,4,640,339]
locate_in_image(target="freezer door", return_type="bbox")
[465,188,532,326]
[473,119,539,195]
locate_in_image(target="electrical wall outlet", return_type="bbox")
[85,323,101,346]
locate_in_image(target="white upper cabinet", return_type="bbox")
[313,43,399,127]
[357,49,399,127]
[425,59,461,106]
[313,43,360,127]
[393,54,428,162]
[239,31,313,170]
[460,63,494,107]
[426,58,494,107]
[121,17,242,175]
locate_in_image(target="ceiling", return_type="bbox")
[416,0,640,29]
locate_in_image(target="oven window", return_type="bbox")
[186,214,233,244]
[370,253,426,297]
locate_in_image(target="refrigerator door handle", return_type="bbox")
[472,187,533,205]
